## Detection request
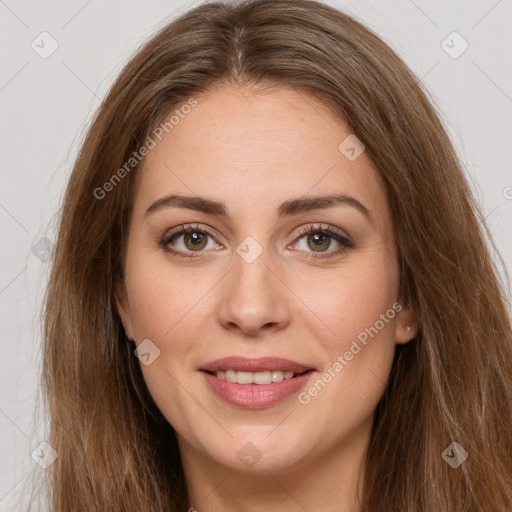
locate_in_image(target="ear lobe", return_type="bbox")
[114,279,134,340]
[395,303,418,345]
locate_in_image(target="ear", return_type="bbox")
[114,279,135,340]
[394,302,418,345]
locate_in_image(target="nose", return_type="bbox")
[217,245,292,336]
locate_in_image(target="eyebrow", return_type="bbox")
[144,193,374,223]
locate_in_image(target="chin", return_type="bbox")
[200,427,310,473]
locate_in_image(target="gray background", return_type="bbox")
[1,0,511,509]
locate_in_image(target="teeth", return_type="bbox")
[215,369,297,384]
[236,371,253,385]
[225,370,237,383]
[271,370,284,382]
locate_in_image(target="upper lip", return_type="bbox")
[200,356,314,374]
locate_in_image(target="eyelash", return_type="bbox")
[159,223,354,260]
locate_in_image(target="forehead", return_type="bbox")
[133,84,387,223]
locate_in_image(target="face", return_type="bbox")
[115,83,417,474]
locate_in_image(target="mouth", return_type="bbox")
[199,356,316,408]
[199,355,314,379]
[203,368,313,385]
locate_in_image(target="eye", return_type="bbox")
[292,224,353,259]
[159,224,222,259]
[159,223,353,260]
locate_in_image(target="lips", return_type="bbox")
[199,356,316,408]
[199,356,313,374]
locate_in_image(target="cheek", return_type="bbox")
[295,266,399,440]
[301,257,399,353]
[127,275,180,340]
[124,248,211,341]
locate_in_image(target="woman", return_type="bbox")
[36,0,512,510]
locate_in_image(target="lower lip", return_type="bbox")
[201,370,315,408]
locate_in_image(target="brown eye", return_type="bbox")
[305,232,332,252]
[182,231,208,251]
[160,224,222,259]
[293,225,354,260]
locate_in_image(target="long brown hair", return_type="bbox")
[33,0,512,510]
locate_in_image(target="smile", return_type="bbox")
[199,356,316,408]
[208,369,301,384]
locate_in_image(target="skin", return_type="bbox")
[115,83,418,512]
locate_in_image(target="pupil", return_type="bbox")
[185,232,206,250]
[190,233,201,244]
[309,233,329,251]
